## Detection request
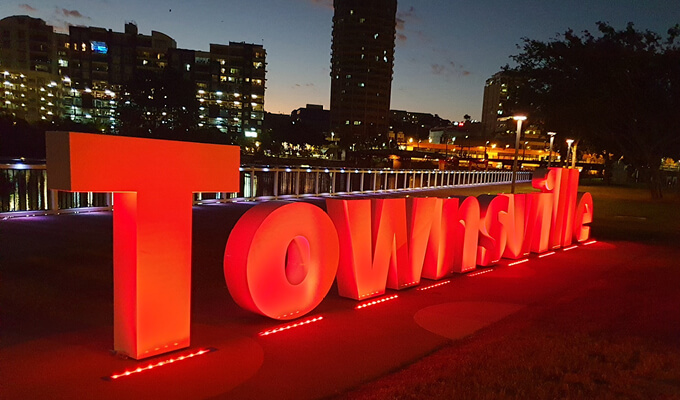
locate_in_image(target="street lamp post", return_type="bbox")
[511,116,527,194]
[522,141,528,161]
[547,131,556,168]
[566,139,574,168]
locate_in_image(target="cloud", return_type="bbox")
[395,6,419,44]
[308,0,333,9]
[49,19,73,33]
[56,8,90,19]
[18,4,37,12]
[293,83,316,89]
[431,61,472,78]
[431,64,445,75]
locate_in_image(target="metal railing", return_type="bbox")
[1,163,532,217]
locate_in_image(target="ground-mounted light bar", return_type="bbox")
[358,290,381,299]
[583,240,598,246]
[106,348,217,381]
[355,295,399,309]
[538,251,556,258]
[467,269,494,277]
[562,245,579,251]
[258,316,324,337]
[507,258,529,266]
[417,280,451,291]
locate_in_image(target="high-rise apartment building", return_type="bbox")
[481,71,544,144]
[0,16,265,138]
[330,0,397,147]
[481,72,522,138]
[0,16,66,123]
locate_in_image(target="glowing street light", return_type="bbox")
[566,139,574,168]
[547,132,557,168]
[511,115,527,194]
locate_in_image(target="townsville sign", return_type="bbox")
[47,132,593,360]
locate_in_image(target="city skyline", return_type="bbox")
[2,0,679,121]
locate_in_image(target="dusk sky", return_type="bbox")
[3,0,679,121]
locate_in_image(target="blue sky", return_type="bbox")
[3,0,679,120]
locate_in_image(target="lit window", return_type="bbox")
[374,33,379,39]
[359,82,365,87]
[354,120,361,125]
[360,18,366,23]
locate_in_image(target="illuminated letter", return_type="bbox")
[477,195,510,266]
[502,194,528,259]
[422,198,459,280]
[573,192,594,242]
[533,168,580,249]
[404,197,438,286]
[559,169,580,246]
[327,199,387,300]
[224,202,339,319]
[46,132,239,359]
[372,198,410,289]
[523,192,553,254]
[451,196,480,273]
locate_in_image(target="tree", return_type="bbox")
[505,22,680,198]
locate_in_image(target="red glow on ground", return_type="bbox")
[508,259,529,266]
[355,295,399,309]
[258,316,324,336]
[467,269,494,277]
[539,251,556,258]
[583,240,598,246]
[563,245,579,251]
[107,348,216,380]
[417,280,451,291]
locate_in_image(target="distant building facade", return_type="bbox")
[330,0,397,146]
[481,71,523,138]
[0,15,265,138]
[389,110,450,142]
[0,15,66,123]
[481,71,547,149]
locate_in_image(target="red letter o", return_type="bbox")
[224,202,339,320]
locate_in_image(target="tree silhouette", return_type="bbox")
[506,22,680,198]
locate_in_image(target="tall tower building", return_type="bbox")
[330,0,397,147]
[481,71,522,138]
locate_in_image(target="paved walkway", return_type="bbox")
[1,185,676,399]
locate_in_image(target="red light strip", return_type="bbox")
[467,269,494,277]
[539,251,556,258]
[355,295,399,309]
[359,290,381,299]
[106,348,216,381]
[563,245,578,251]
[259,316,324,336]
[583,240,598,246]
[508,258,529,266]
[417,280,451,291]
